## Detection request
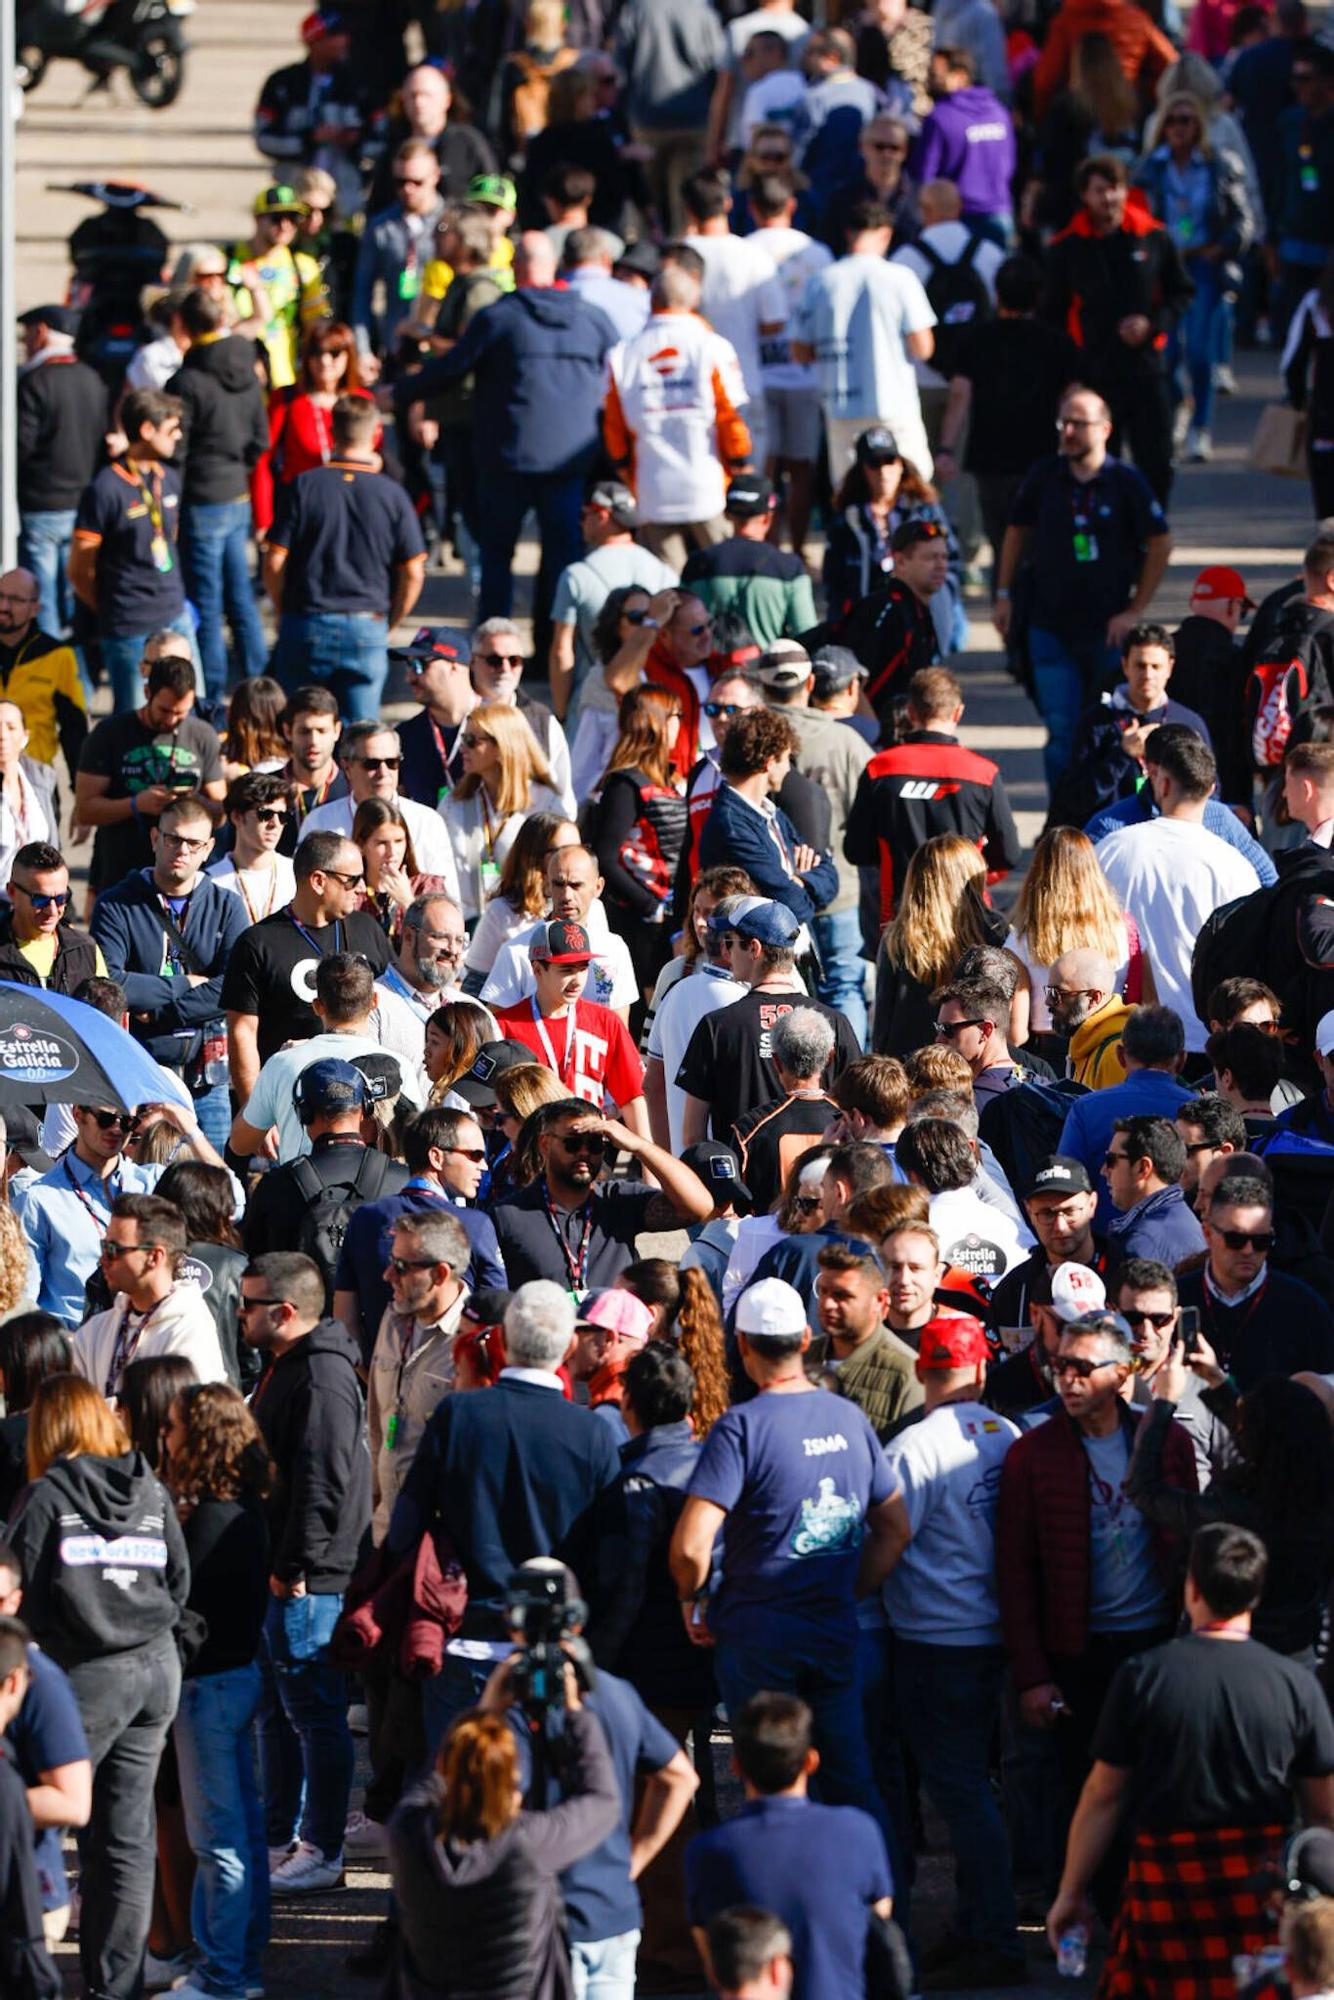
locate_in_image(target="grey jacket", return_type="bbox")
[350,201,446,358]
[613,0,725,129]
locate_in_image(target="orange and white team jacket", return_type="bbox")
[603,309,752,525]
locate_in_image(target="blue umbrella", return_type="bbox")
[0,981,172,1109]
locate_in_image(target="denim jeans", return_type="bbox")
[813,904,868,1046]
[571,1928,641,2000]
[189,1077,232,1154]
[477,465,585,659]
[101,611,201,715]
[1169,261,1225,433]
[714,1634,891,1842]
[182,499,268,705]
[271,610,388,724]
[856,1626,912,1903]
[69,1636,181,2000]
[892,1639,1018,1954]
[175,1662,269,1997]
[1029,626,1120,789]
[420,1645,497,1762]
[18,507,78,635]
[257,1590,353,1859]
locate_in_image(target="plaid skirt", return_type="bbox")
[1097,1821,1287,2000]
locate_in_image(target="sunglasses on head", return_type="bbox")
[1121,1308,1175,1331]
[1052,1354,1120,1381]
[557,1131,606,1157]
[1216,1227,1274,1251]
[15,886,69,911]
[358,755,400,771]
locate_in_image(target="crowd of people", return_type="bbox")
[6,0,1334,1998]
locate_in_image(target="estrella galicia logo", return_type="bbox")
[0,1022,79,1085]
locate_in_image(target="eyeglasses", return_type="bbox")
[1120,1308,1176,1331]
[792,1194,822,1213]
[705,700,746,719]
[477,651,524,666]
[935,1017,986,1039]
[556,1132,607,1157]
[1215,1228,1275,1251]
[357,755,401,772]
[444,1146,487,1163]
[88,1109,138,1131]
[13,886,69,910]
[253,807,288,825]
[421,929,466,951]
[100,1238,148,1263]
[1051,1355,1121,1380]
[1044,985,1094,1005]
[388,1255,440,1273]
[158,831,210,853]
[324,869,365,888]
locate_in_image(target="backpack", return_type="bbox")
[292,1147,392,1306]
[509,45,578,141]
[1190,881,1279,1025]
[915,232,992,381]
[1248,653,1307,768]
[977,1075,1088,1198]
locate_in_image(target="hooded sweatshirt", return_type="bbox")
[166,334,269,506]
[912,86,1016,217]
[7,1450,188,1668]
[72,1281,229,1401]
[250,1317,371,1591]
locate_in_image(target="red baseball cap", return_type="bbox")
[917,1314,991,1371]
[1191,564,1255,611]
[532,920,593,965]
[301,9,345,44]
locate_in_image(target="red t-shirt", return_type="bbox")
[495,997,645,1109]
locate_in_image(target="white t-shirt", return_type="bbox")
[242,1028,422,1162]
[753,225,833,392]
[739,70,807,146]
[684,232,789,408]
[647,961,747,1153]
[725,7,812,146]
[1095,818,1261,1052]
[929,1185,1034,1282]
[882,1400,1020,1643]
[1012,917,1135,1036]
[481,917,637,1015]
[794,253,936,468]
[891,224,1005,389]
[206,853,297,925]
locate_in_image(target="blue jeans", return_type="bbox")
[271,610,388,723]
[892,1640,1018,1954]
[18,507,78,635]
[1169,261,1226,432]
[189,1077,232,1154]
[477,464,585,654]
[101,611,201,715]
[1029,626,1120,788]
[813,904,868,1046]
[420,1646,497,1762]
[182,499,268,705]
[256,1590,353,1859]
[175,1663,269,1997]
[571,1929,641,2000]
[856,1626,913,1902]
[714,1634,891,1842]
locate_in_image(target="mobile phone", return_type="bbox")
[1178,1306,1201,1358]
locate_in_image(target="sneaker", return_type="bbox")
[1188,426,1213,462]
[269,1840,344,1896]
[267,1842,295,1873]
[343,1809,387,1858]
[144,1952,193,1993]
[347,1702,369,1735]
[1172,401,1193,451]
[1214,363,1238,395]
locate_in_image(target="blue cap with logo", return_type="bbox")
[706,896,802,950]
[293,1057,367,1120]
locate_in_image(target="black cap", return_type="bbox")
[351,1051,402,1105]
[725,473,778,518]
[1287,1827,1334,1900]
[856,425,900,465]
[891,517,949,554]
[586,479,637,528]
[2,1102,52,1173]
[463,1286,513,1326]
[17,304,79,337]
[1023,1155,1095,1200]
[681,1141,754,1213]
[391,626,464,671]
[453,1039,530,1107]
[614,237,660,281]
[811,644,864,694]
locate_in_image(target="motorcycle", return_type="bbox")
[16,0,193,109]
[51,181,186,386]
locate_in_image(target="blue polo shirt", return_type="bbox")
[333,1178,507,1361]
[7,1645,88,1912]
[686,1794,891,1995]
[1058,1070,1197,1230]
[1009,453,1166,644]
[269,459,425,616]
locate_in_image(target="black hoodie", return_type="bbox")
[249,1318,371,1592]
[166,335,268,506]
[7,1450,188,1669]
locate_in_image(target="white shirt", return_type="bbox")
[928,1185,1034,1280]
[206,853,296,925]
[648,962,749,1153]
[724,7,811,146]
[794,253,936,472]
[1095,817,1261,1051]
[684,232,788,410]
[300,792,462,908]
[442,784,566,921]
[369,979,430,1101]
[0,768,53,891]
[753,225,833,392]
[481,917,637,1014]
[892,224,1005,388]
[739,69,807,145]
[375,963,465,1024]
[242,1028,423,1161]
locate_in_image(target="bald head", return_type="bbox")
[920,179,963,224]
[0,570,39,642]
[515,232,558,287]
[1047,948,1117,1035]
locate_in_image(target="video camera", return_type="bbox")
[504,1561,595,1723]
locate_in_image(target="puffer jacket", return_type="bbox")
[1133,143,1257,267]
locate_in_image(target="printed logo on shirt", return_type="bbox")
[290,955,320,1004]
[942,1230,1006,1279]
[569,1027,610,1103]
[60,1533,169,1569]
[177,1254,212,1293]
[965,1464,1006,1513]
[755,1000,799,1061]
[790,1476,862,1557]
[0,1023,80,1084]
[896,779,962,801]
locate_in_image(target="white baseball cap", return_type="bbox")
[735,1278,808,1339]
[1316,1008,1334,1058]
[1050,1263,1106,1323]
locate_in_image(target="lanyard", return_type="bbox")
[63,1153,121,1228]
[479,787,499,860]
[288,911,343,957]
[530,996,575,1086]
[540,1178,594,1294]
[429,715,463,789]
[311,398,333,465]
[292,764,336,824]
[105,1286,177,1399]
[135,463,166,539]
[236,863,278,926]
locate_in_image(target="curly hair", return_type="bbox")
[618,1260,729,1434]
[167,1382,275,1512]
[0,1203,31,1318]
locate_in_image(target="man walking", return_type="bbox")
[16,304,107,639]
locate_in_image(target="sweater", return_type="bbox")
[89,868,249,1069]
[250,1318,371,1592]
[1105,1182,1207,1275]
[1067,993,1132,1090]
[165,336,269,506]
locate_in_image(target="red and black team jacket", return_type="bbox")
[1041,198,1193,379]
[838,579,940,738]
[844,728,1023,924]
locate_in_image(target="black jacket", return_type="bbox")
[6,1450,189,1668]
[166,337,269,506]
[0,1742,60,2000]
[1241,593,1334,760]
[1169,615,1253,806]
[845,728,1021,925]
[839,581,940,739]
[1041,205,1193,382]
[183,1495,269,1679]
[0,911,99,996]
[1175,1265,1334,1391]
[250,1318,371,1591]
[16,356,107,512]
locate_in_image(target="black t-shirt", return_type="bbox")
[490,1178,659,1291]
[74,460,185,636]
[953,319,1081,477]
[1009,452,1167,643]
[1092,1633,1334,1831]
[80,708,224,889]
[731,1091,839,1215]
[269,460,426,616]
[677,990,860,1144]
[219,907,392,1061]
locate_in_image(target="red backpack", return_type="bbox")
[1249,654,1308,768]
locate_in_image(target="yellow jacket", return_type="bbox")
[1068,992,1134,1091]
[0,631,87,768]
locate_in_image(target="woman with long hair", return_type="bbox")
[517,66,630,230]
[590,687,687,999]
[221,676,288,781]
[569,586,652,799]
[641,865,755,1051]
[8,1374,189,2000]
[444,704,564,924]
[425,998,501,1106]
[823,431,963,653]
[353,797,450,943]
[118,1355,198,1476]
[1009,826,1149,1053]
[1025,32,1141,234]
[1283,246,1334,521]
[873,835,1003,1056]
[156,1161,252,1389]
[0,1311,70,1518]
[165,1383,274,2000]
[0,1196,33,1320]
[616,1259,729,1435]
[460,813,579,988]
[388,1663,619,1999]
[488,1062,571,1201]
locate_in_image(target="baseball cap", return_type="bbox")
[681,1140,755,1214]
[1192,564,1255,611]
[1316,1008,1334,1058]
[350,1051,402,1107]
[1024,1154,1095,1200]
[463,1287,513,1326]
[810,645,864,695]
[615,237,660,282]
[576,1288,654,1348]
[856,426,900,465]
[1,1103,52,1174]
[468,174,517,210]
[300,8,345,41]
[1066,1307,1134,1344]
[531,919,594,965]
[892,518,948,554]
[254,183,307,218]
[730,898,803,950]
[17,304,79,338]
[917,1314,990,1369]
[1048,1263,1107,1323]
[755,639,811,692]
[453,1039,530,1107]
[726,473,778,518]
[735,1277,807,1339]
[1286,1827,1334,1900]
[293,1056,367,1120]
[586,479,637,528]
[391,627,463,671]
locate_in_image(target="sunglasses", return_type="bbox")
[444,1145,487,1163]
[868,141,907,154]
[1121,1308,1176,1331]
[88,1109,138,1131]
[100,1238,149,1262]
[936,1017,986,1039]
[1164,113,1196,125]
[1052,1355,1121,1380]
[1181,1138,1216,1154]
[395,175,431,186]
[1102,1151,1131,1169]
[358,755,400,771]
[14,887,69,910]
[792,1194,823,1213]
[684,622,711,637]
[253,807,289,825]
[240,1295,285,1311]
[477,651,524,666]
[556,1132,606,1157]
[624,609,650,624]
[459,733,492,750]
[705,700,745,719]
[1215,1228,1275,1251]
[388,1254,440,1273]
[324,869,365,888]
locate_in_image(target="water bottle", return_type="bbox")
[1057,1925,1089,1978]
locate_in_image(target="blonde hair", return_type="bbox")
[1156,52,1222,109]
[1145,90,1212,154]
[1011,826,1126,969]
[292,166,337,211]
[28,1374,130,1482]
[493,1061,569,1123]
[1070,30,1137,136]
[0,1204,29,1317]
[526,0,566,42]
[452,703,553,818]
[883,835,990,989]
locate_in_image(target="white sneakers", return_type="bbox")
[269,1840,345,1896]
[143,1950,192,1993]
[342,1809,387,1858]
[1188,426,1214,462]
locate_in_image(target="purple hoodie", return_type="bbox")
[912,86,1016,218]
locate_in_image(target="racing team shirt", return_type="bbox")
[845,727,1022,923]
[493,995,646,1109]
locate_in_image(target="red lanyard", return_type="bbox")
[105,1288,176,1399]
[530,997,576,1087]
[64,1154,121,1226]
[540,1179,594,1294]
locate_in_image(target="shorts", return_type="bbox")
[765,384,822,462]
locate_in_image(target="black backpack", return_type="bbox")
[978,1074,1088,1197]
[916,231,992,381]
[1190,882,1279,1026]
[292,1146,392,1307]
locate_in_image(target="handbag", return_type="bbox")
[1250,403,1309,479]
